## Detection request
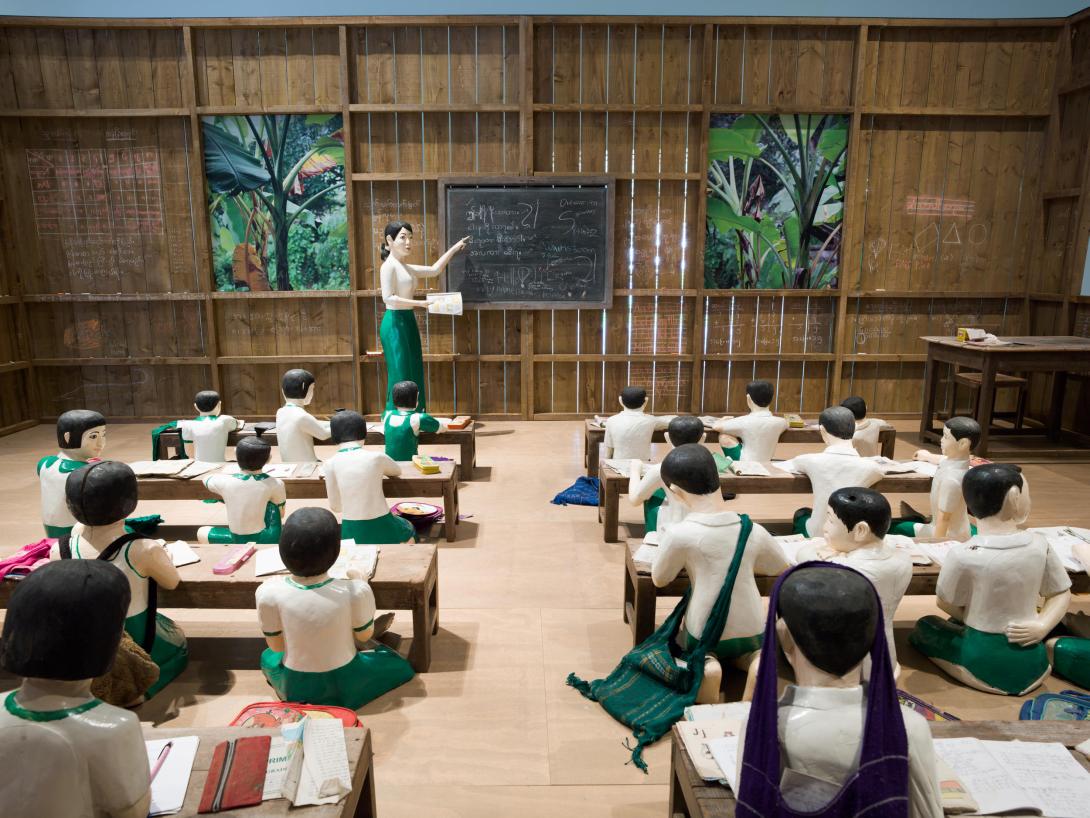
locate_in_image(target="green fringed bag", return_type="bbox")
[567,514,752,771]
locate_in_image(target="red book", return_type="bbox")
[197,735,271,813]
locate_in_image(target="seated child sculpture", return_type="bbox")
[712,380,788,463]
[797,487,912,676]
[840,395,885,458]
[256,507,414,708]
[628,415,706,535]
[0,560,151,818]
[38,409,106,537]
[276,368,331,463]
[735,563,943,818]
[653,444,790,701]
[603,385,673,462]
[50,461,187,700]
[179,389,243,463]
[782,406,883,537]
[326,410,414,544]
[1047,540,1090,690]
[891,416,980,541]
[382,380,447,461]
[198,436,286,545]
[910,464,1072,695]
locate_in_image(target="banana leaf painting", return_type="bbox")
[203,114,348,291]
[704,114,847,290]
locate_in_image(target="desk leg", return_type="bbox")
[354,761,377,818]
[588,441,600,478]
[603,479,619,542]
[975,356,998,457]
[444,481,457,542]
[634,577,655,646]
[881,431,895,459]
[461,437,475,474]
[669,740,691,818]
[430,575,440,635]
[1048,371,1068,442]
[920,349,940,440]
[410,589,432,672]
[623,562,634,623]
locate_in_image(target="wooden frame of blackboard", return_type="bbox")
[437,175,615,310]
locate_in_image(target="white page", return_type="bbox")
[262,463,296,479]
[632,543,659,569]
[932,737,1037,815]
[643,531,660,546]
[1030,527,1090,573]
[254,547,287,576]
[292,462,322,479]
[330,544,379,581]
[684,702,751,722]
[174,460,222,480]
[912,461,939,478]
[730,461,770,477]
[885,534,931,565]
[676,719,744,782]
[774,535,823,566]
[604,458,636,475]
[985,739,1090,818]
[706,735,740,791]
[129,459,192,477]
[263,736,294,801]
[916,540,963,567]
[291,719,351,806]
[145,735,200,816]
[164,540,200,568]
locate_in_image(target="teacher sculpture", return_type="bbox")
[379,220,469,412]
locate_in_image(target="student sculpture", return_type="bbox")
[380,220,469,412]
[1048,539,1090,690]
[910,464,1072,696]
[891,417,980,541]
[198,436,286,545]
[0,560,151,818]
[712,380,788,463]
[652,444,790,701]
[735,563,943,818]
[276,369,330,463]
[603,386,673,462]
[326,410,414,545]
[179,389,242,463]
[841,395,884,458]
[256,507,415,708]
[797,487,912,676]
[51,461,188,700]
[627,415,706,535]
[38,409,106,537]
[382,380,447,461]
[783,406,883,537]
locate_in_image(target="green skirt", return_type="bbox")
[643,488,667,533]
[261,645,414,709]
[342,513,415,545]
[380,309,426,412]
[792,509,812,536]
[125,611,188,699]
[888,519,978,538]
[44,523,73,538]
[720,442,743,461]
[205,501,282,544]
[910,616,1050,695]
[1052,637,1090,690]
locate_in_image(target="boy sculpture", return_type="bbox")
[38,409,106,537]
[603,386,673,462]
[910,464,1072,695]
[797,487,912,676]
[653,444,790,701]
[256,507,414,708]
[179,390,243,463]
[382,380,447,461]
[326,410,415,544]
[0,560,151,818]
[782,406,883,537]
[628,415,706,535]
[276,369,331,463]
[712,380,788,463]
[736,563,943,818]
[840,396,885,458]
[198,436,286,545]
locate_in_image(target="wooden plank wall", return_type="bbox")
[0,16,1077,427]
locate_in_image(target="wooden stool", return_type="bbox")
[953,370,1028,430]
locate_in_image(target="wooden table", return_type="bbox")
[0,543,439,672]
[138,462,460,542]
[669,720,1090,818]
[157,423,477,475]
[584,419,896,478]
[146,726,374,817]
[597,464,932,543]
[920,335,1090,457]
[626,538,1090,646]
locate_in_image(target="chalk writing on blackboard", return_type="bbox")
[61,235,141,282]
[27,147,164,236]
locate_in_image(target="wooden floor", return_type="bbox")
[2,419,1090,817]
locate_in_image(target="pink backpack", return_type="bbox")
[0,539,55,581]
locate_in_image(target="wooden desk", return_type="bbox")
[157,423,477,475]
[669,720,1090,818]
[146,726,375,817]
[919,335,1090,457]
[625,538,1090,646]
[0,543,439,673]
[584,419,896,478]
[138,462,460,542]
[597,464,931,543]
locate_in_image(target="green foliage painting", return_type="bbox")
[203,114,348,291]
[704,114,847,290]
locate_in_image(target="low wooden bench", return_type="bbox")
[625,538,1090,646]
[0,543,439,673]
[157,422,477,475]
[669,720,1090,818]
[584,419,896,478]
[598,464,932,542]
[146,726,375,817]
[137,462,461,542]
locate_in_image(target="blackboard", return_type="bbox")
[439,177,614,310]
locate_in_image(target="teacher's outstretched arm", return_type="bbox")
[405,235,471,278]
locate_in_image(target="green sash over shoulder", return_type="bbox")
[567,514,752,771]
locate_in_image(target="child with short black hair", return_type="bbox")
[179,389,242,463]
[382,381,447,461]
[198,436,286,544]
